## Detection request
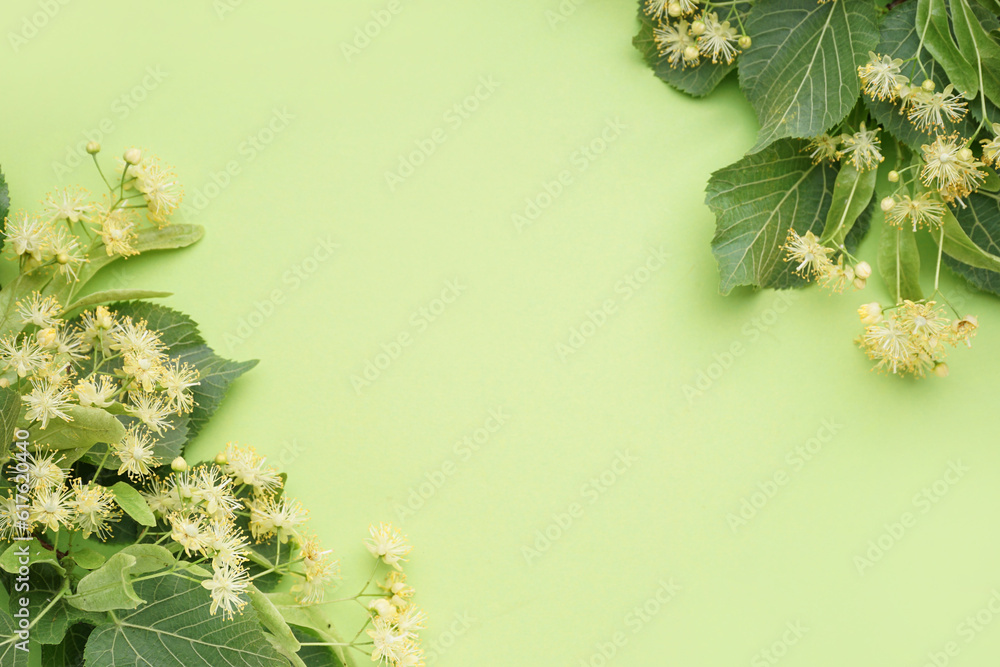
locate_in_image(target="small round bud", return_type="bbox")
[855,261,872,279]
[933,362,949,378]
[683,45,700,62]
[123,148,142,165]
[888,170,900,182]
[922,79,935,91]
[171,456,188,472]
[738,35,752,49]
[214,452,228,465]
[690,20,706,35]
[35,328,59,349]
[667,2,682,16]
[880,196,896,212]
[86,141,101,155]
[959,147,974,161]
[858,302,882,324]
[56,252,70,265]
[853,277,867,290]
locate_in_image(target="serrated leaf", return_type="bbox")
[878,225,923,302]
[106,301,204,349]
[174,346,258,438]
[942,191,1000,293]
[822,163,877,246]
[706,138,837,293]
[865,1,982,150]
[739,0,880,152]
[32,405,125,451]
[110,482,156,527]
[951,0,1000,108]
[41,622,92,667]
[916,0,980,96]
[63,289,171,315]
[941,207,1000,271]
[4,564,102,647]
[84,573,290,667]
[68,552,146,612]
[632,3,742,97]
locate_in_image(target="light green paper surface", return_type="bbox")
[2,1,1000,665]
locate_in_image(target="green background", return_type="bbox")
[2,1,1000,665]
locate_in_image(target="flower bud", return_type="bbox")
[124,148,142,165]
[855,261,872,279]
[858,302,882,324]
[853,277,867,290]
[922,79,935,91]
[880,196,895,211]
[171,456,188,472]
[683,45,700,62]
[35,328,59,349]
[690,20,706,35]
[86,141,101,155]
[738,35,752,49]
[214,452,228,465]
[959,147,973,161]
[56,252,70,265]
[667,2,682,16]
[933,362,949,377]
[887,170,899,182]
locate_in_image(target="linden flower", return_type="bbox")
[885,192,948,231]
[142,476,182,515]
[42,187,93,224]
[898,300,951,343]
[380,570,415,609]
[396,641,426,667]
[858,52,905,101]
[23,450,68,491]
[122,350,165,392]
[69,481,120,540]
[952,315,978,347]
[75,375,117,408]
[125,391,172,433]
[201,563,250,620]
[17,292,62,328]
[135,159,183,224]
[697,12,740,64]
[921,134,986,202]
[858,302,882,325]
[30,484,72,532]
[396,605,428,638]
[366,522,412,570]
[817,257,855,293]
[204,519,250,568]
[840,124,883,171]
[368,617,408,665]
[95,203,139,257]
[48,228,87,280]
[109,317,165,357]
[782,229,833,278]
[159,359,200,414]
[222,442,283,496]
[194,466,241,520]
[860,316,916,375]
[907,84,968,132]
[807,134,840,163]
[0,492,30,541]
[293,552,340,604]
[4,211,50,262]
[23,379,74,429]
[114,425,160,480]
[981,123,1000,167]
[169,510,209,556]
[654,20,697,68]
[249,495,309,544]
[645,0,671,18]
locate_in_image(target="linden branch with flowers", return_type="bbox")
[0,147,425,667]
[635,0,1000,377]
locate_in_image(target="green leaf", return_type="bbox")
[739,0,879,152]
[822,163,878,246]
[41,622,92,667]
[916,0,980,97]
[67,545,181,614]
[63,289,172,315]
[33,405,125,451]
[941,207,1000,271]
[109,482,156,527]
[175,346,258,438]
[0,388,22,465]
[105,301,204,349]
[247,585,300,656]
[75,224,205,286]
[0,607,29,667]
[865,1,983,150]
[4,564,103,647]
[84,573,290,667]
[942,191,1000,294]
[291,627,346,667]
[950,0,1000,108]
[71,547,106,571]
[706,138,836,293]
[0,539,65,577]
[82,413,189,467]
[632,4,744,97]
[878,225,923,302]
